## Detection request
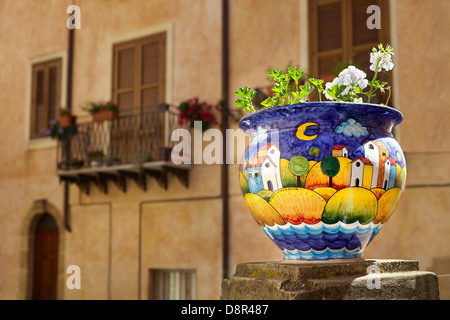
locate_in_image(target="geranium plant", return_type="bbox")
[235,44,394,112]
[178,97,219,131]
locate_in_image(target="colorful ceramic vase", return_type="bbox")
[238,102,406,260]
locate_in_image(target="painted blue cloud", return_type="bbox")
[335,118,369,137]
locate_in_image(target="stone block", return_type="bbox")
[221,259,440,300]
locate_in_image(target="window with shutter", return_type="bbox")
[148,269,196,300]
[30,59,62,139]
[309,0,391,105]
[112,32,166,114]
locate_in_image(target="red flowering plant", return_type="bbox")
[177,98,219,131]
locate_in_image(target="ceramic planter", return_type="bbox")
[238,102,406,260]
[92,109,118,122]
[59,114,77,127]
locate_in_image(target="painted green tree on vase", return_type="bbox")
[280,159,297,188]
[309,147,319,161]
[321,156,340,188]
[288,156,309,187]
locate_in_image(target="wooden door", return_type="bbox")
[32,229,59,300]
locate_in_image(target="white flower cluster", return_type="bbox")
[324,66,368,102]
[336,65,369,88]
[370,48,394,72]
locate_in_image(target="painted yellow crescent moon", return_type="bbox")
[296,122,319,140]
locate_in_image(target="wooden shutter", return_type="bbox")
[112,32,166,114]
[30,59,62,139]
[309,0,391,104]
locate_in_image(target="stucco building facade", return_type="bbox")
[0,0,448,299]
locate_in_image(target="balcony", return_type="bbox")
[57,104,190,194]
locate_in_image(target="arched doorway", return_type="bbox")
[267,180,274,192]
[32,214,59,300]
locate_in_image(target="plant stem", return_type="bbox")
[367,72,378,104]
[367,61,380,103]
[385,87,392,106]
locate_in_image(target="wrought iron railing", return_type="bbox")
[57,104,181,170]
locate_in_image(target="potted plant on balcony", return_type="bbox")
[41,119,64,141]
[177,97,219,131]
[59,108,77,128]
[235,44,406,260]
[84,101,119,122]
[89,150,104,167]
[68,159,84,170]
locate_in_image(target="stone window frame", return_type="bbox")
[25,50,67,150]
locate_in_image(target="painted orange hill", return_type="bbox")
[304,157,351,190]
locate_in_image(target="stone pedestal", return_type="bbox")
[221,259,440,300]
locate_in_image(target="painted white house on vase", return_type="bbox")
[247,143,283,193]
[332,145,349,158]
[350,157,373,188]
[363,141,381,189]
[260,144,283,192]
[383,157,397,190]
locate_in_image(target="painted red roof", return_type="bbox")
[247,157,266,168]
[351,157,373,165]
[258,143,281,152]
[247,156,278,168]
[385,157,396,165]
[363,140,387,149]
[332,145,347,150]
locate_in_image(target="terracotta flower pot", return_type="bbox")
[92,109,118,122]
[59,114,77,127]
[238,102,406,260]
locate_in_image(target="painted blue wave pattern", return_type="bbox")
[263,221,384,260]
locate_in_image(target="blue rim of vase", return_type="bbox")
[238,102,404,132]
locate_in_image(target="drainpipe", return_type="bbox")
[63,25,75,232]
[221,0,230,280]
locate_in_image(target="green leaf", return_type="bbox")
[272,82,282,93]
[268,69,282,81]
[248,90,256,100]
[234,99,245,108]
[309,78,324,92]
[326,84,347,100]
[292,91,307,99]
[301,82,315,95]
[260,98,273,109]
[309,78,323,86]
[234,86,257,112]
[287,66,304,83]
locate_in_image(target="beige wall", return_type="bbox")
[0,0,449,300]
[363,0,450,298]
[230,0,301,96]
[0,0,68,300]
[394,0,450,153]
